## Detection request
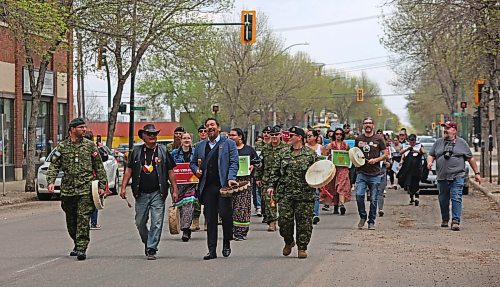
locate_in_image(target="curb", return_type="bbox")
[0,193,37,207]
[469,178,500,208]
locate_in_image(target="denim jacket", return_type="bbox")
[172,147,193,164]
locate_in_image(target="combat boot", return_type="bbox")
[298,250,307,259]
[190,217,200,231]
[267,221,277,232]
[282,241,295,256]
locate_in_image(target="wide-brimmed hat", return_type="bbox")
[138,124,160,139]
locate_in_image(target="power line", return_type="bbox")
[274,14,385,32]
[324,56,390,65]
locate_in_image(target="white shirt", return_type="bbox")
[208,135,221,149]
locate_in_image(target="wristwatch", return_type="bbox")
[475,172,480,175]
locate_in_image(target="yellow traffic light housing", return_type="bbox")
[240,10,256,44]
[474,79,485,105]
[377,107,382,116]
[356,88,364,102]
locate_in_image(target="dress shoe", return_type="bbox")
[222,242,231,257]
[282,241,295,256]
[203,252,217,260]
[70,249,77,256]
[76,251,86,261]
[298,250,307,259]
[340,205,346,215]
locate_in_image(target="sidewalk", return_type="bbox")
[0,180,37,206]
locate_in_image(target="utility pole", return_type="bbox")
[128,0,137,151]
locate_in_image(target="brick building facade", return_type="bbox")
[0,23,73,181]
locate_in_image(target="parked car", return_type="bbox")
[36,146,120,200]
[416,135,436,151]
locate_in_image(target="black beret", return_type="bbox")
[262,125,272,132]
[69,117,86,128]
[288,126,306,138]
[270,125,281,133]
[174,127,185,133]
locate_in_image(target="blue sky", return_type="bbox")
[82,0,409,126]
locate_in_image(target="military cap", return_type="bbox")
[270,125,281,134]
[69,117,86,128]
[288,126,306,138]
[262,125,272,133]
[174,126,185,133]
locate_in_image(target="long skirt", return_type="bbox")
[324,166,351,204]
[233,176,252,238]
[175,184,197,231]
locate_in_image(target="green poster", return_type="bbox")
[237,156,250,176]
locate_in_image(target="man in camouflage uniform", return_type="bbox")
[253,125,272,217]
[269,126,317,259]
[255,125,287,231]
[47,118,107,261]
[167,126,185,152]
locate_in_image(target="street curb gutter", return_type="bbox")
[469,178,500,208]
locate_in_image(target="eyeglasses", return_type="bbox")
[363,122,373,125]
[198,129,207,133]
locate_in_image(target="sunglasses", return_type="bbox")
[399,134,406,136]
[335,133,343,136]
[270,133,280,136]
[145,132,158,137]
[306,134,314,138]
[363,122,373,125]
[198,129,207,133]
[262,131,270,134]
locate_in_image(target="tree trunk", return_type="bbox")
[479,95,491,178]
[170,104,176,122]
[106,77,126,149]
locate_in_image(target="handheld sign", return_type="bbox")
[331,150,351,167]
[173,163,199,184]
[237,156,250,176]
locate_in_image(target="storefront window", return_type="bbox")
[0,98,14,164]
[23,99,53,160]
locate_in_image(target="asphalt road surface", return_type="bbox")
[0,187,498,287]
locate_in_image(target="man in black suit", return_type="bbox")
[190,118,239,260]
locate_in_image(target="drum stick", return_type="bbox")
[123,197,132,208]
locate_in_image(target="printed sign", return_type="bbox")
[237,156,250,176]
[344,140,355,148]
[173,163,199,184]
[331,150,351,167]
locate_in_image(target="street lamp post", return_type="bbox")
[383,117,393,131]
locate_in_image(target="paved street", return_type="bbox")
[0,187,499,287]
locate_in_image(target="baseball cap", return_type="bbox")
[441,121,457,129]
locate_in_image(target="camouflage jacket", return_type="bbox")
[47,138,108,196]
[271,146,317,202]
[256,141,288,188]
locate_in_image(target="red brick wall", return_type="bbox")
[0,28,15,63]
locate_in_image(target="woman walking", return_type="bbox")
[228,128,260,241]
[305,129,324,224]
[397,134,425,206]
[324,128,351,215]
[171,132,197,242]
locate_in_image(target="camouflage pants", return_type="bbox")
[61,193,95,252]
[262,189,277,223]
[278,199,314,250]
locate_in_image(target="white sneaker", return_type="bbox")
[256,208,262,216]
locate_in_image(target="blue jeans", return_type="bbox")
[313,189,320,217]
[90,209,98,226]
[437,178,465,224]
[356,173,381,224]
[252,183,261,209]
[135,191,166,253]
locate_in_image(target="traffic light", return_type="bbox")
[474,79,485,105]
[377,107,382,116]
[356,88,364,102]
[118,103,127,113]
[240,10,256,44]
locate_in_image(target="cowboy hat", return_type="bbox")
[138,124,160,139]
